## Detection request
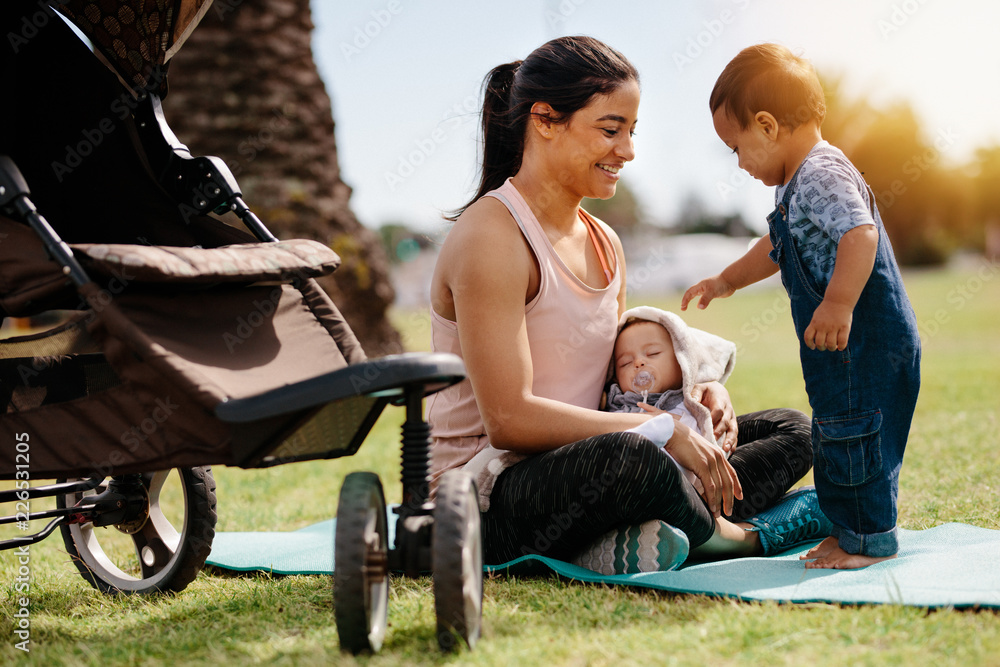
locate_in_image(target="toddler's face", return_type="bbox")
[614,321,683,394]
[712,108,787,187]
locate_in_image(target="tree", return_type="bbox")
[164,0,400,355]
[821,77,959,265]
[668,192,754,236]
[970,145,1000,253]
[583,178,645,233]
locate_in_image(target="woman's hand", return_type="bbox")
[664,421,742,517]
[689,381,738,452]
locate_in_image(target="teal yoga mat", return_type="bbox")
[206,520,1000,609]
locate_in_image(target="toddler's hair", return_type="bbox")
[709,43,826,131]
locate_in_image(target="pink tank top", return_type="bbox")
[428,178,622,477]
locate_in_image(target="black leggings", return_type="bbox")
[481,408,812,564]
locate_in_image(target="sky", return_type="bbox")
[310,0,1000,236]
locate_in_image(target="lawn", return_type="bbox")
[1,263,998,665]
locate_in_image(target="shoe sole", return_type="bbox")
[571,520,689,575]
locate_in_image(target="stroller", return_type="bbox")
[0,0,482,654]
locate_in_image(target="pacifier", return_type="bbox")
[632,370,654,404]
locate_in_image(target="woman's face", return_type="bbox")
[551,78,639,201]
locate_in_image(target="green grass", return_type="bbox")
[2,265,999,665]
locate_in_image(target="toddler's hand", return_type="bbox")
[681,275,735,311]
[804,299,853,351]
[637,402,668,415]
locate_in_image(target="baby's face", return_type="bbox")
[614,321,683,394]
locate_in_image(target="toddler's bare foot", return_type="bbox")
[801,536,838,561]
[803,542,897,570]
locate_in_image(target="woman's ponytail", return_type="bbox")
[448,61,522,220]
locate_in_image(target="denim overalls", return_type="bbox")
[767,146,921,557]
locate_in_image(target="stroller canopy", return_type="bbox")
[53,0,214,93]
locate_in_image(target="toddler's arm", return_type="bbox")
[682,235,778,310]
[803,225,878,351]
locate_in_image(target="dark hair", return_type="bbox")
[709,43,826,131]
[449,35,639,220]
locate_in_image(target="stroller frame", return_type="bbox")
[0,0,481,654]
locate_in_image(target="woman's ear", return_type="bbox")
[753,111,780,141]
[530,102,557,138]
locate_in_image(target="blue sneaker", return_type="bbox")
[745,486,833,556]
[571,520,689,575]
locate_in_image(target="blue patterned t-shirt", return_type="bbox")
[774,141,876,288]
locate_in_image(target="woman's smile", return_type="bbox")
[597,163,622,179]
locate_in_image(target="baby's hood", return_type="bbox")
[612,306,737,445]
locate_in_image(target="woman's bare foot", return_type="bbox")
[802,538,897,569]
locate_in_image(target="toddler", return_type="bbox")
[683,43,921,569]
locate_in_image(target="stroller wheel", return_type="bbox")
[432,470,483,651]
[334,471,389,654]
[57,467,217,594]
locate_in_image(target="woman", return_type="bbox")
[427,36,824,567]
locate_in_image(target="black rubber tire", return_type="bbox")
[334,471,390,654]
[432,470,483,651]
[57,467,217,595]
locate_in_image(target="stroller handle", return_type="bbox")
[0,155,91,287]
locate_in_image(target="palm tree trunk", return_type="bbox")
[163,0,400,355]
